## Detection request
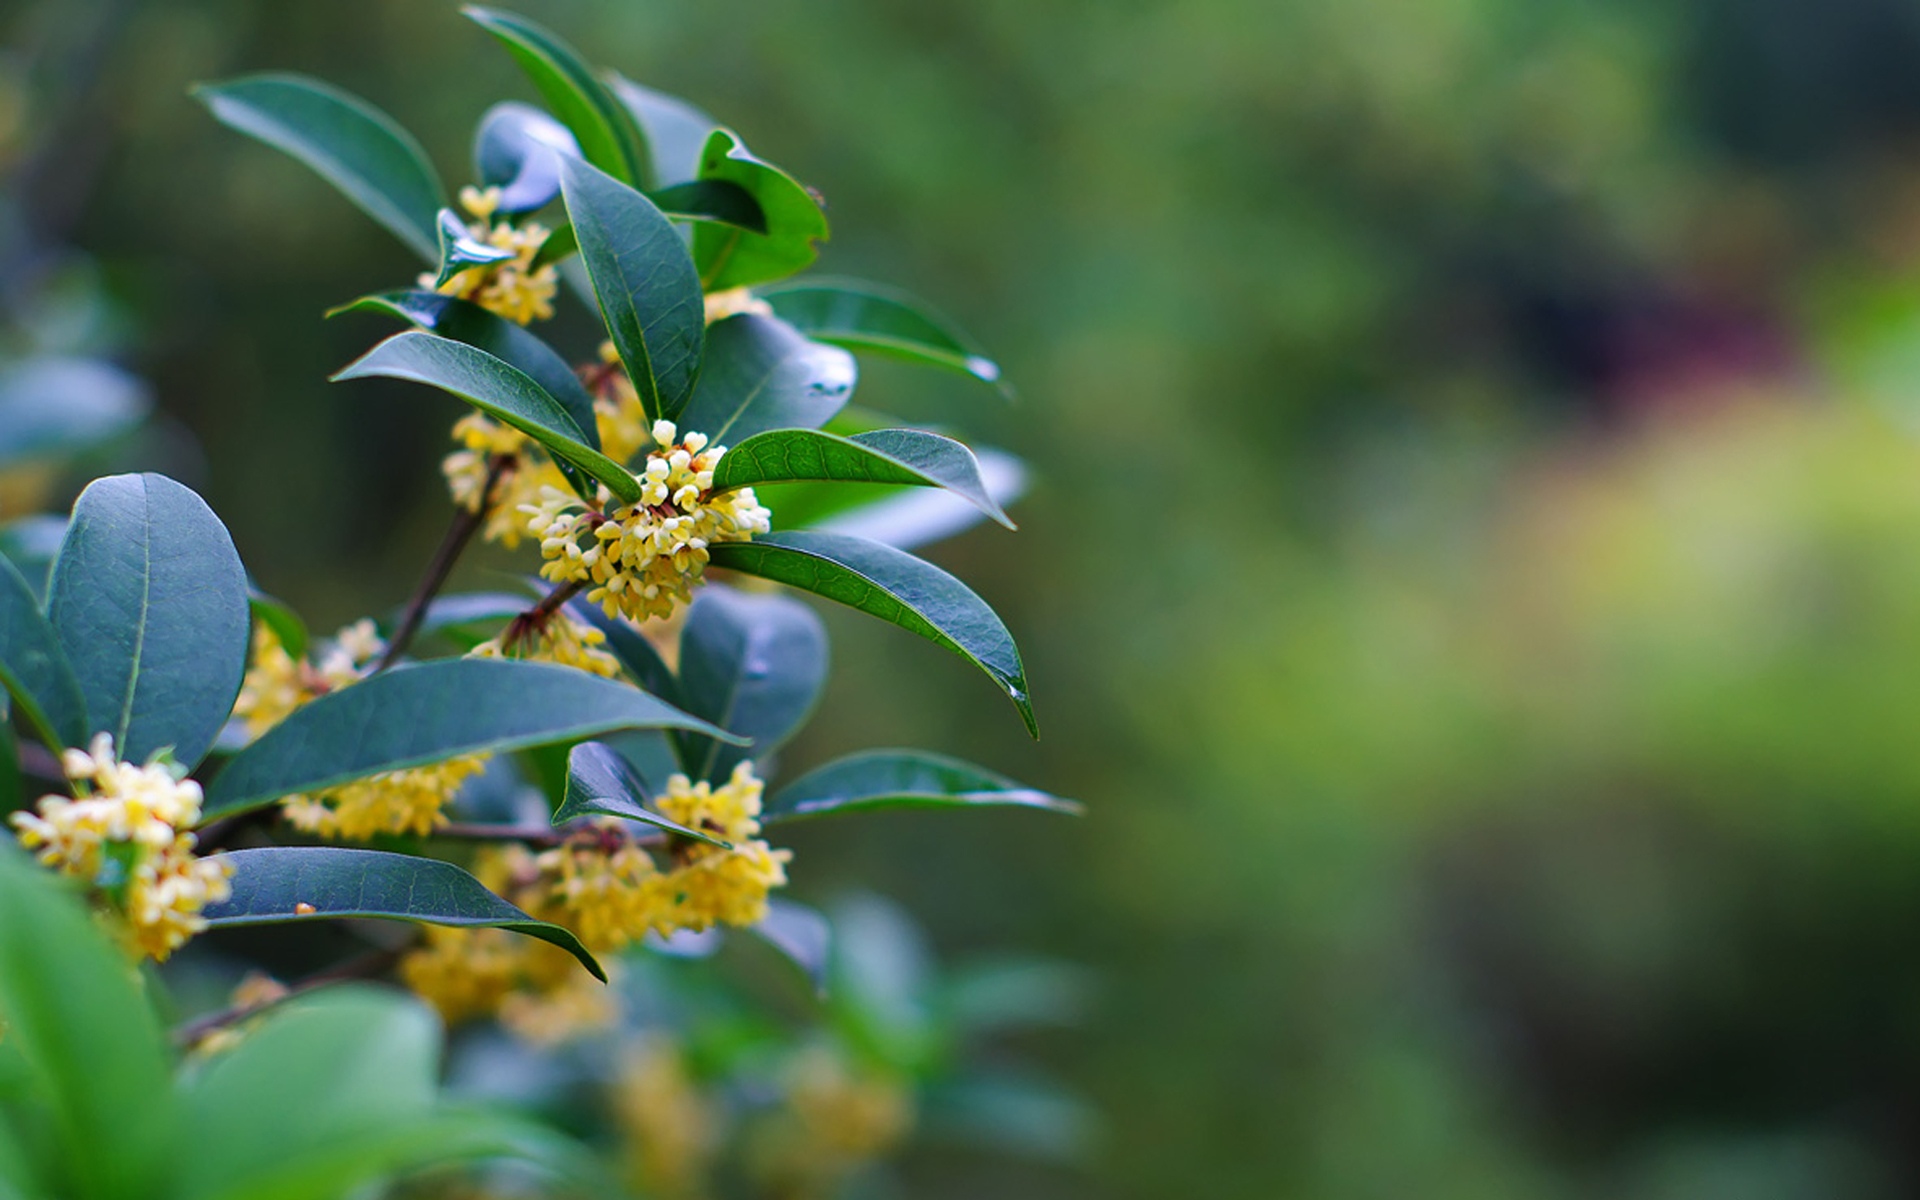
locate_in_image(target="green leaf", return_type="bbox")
[761,277,1006,389]
[473,100,579,213]
[710,531,1036,736]
[675,314,856,444]
[463,6,649,187]
[333,331,634,500]
[676,585,826,781]
[559,157,705,424]
[529,220,577,269]
[194,73,445,261]
[0,358,150,469]
[205,846,604,980]
[806,446,1028,551]
[47,473,250,767]
[203,657,738,820]
[430,208,515,288]
[247,587,307,661]
[0,555,85,752]
[332,292,601,452]
[715,428,1012,529]
[766,749,1078,824]
[569,601,682,703]
[0,517,66,605]
[749,897,832,998]
[651,180,766,233]
[606,74,715,187]
[692,129,828,291]
[0,846,173,1200]
[408,592,532,639]
[553,740,728,846]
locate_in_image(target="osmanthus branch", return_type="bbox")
[433,820,666,848]
[172,944,405,1047]
[377,456,510,672]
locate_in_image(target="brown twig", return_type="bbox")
[377,457,508,672]
[173,944,405,1047]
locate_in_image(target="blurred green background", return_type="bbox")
[20,0,1920,1196]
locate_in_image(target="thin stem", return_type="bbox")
[173,945,404,1047]
[434,821,568,846]
[529,578,586,621]
[377,457,508,672]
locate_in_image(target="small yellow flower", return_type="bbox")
[615,1035,720,1197]
[9,733,233,962]
[419,186,559,325]
[232,619,383,741]
[281,754,489,841]
[525,420,770,623]
[650,762,791,932]
[469,608,621,678]
[703,286,772,324]
[590,340,653,465]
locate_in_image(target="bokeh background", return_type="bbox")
[18,0,1920,1196]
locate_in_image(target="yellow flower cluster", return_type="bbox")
[420,186,558,325]
[9,733,233,961]
[703,286,772,324]
[783,1046,916,1160]
[232,618,381,740]
[469,608,620,677]
[527,420,771,622]
[615,1036,719,1198]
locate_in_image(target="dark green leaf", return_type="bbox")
[47,473,250,767]
[559,157,705,424]
[749,898,831,997]
[206,846,604,979]
[606,74,715,187]
[0,358,150,468]
[473,100,578,213]
[529,220,577,269]
[463,7,649,187]
[766,749,1078,823]
[247,587,307,661]
[0,517,66,604]
[692,129,828,291]
[408,592,531,638]
[0,555,85,752]
[710,531,1036,736]
[333,331,634,500]
[677,585,826,781]
[194,73,444,260]
[675,314,856,444]
[332,292,600,451]
[430,208,515,287]
[553,740,727,846]
[715,427,1012,528]
[0,697,19,815]
[651,180,766,233]
[203,658,738,819]
[761,277,1006,388]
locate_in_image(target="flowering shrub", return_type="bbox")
[0,6,1083,1195]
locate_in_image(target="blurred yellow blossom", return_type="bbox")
[615,1035,720,1197]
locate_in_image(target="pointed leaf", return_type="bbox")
[692,129,828,290]
[715,428,1012,528]
[749,898,832,997]
[473,100,579,213]
[0,556,85,751]
[710,530,1035,736]
[47,473,250,767]
[767,749,1078,824]
[333,331,634,500]
[407,592,532,639]
[675,314,856,444]
[607,74,715,187]
[0,357,150,468]
[651,180,766,232]
[464,6,649,187]
[205,846,604,979]
[559,156,705,423]
[677,585,826,781]
[761,277,1005,388]
[554,741,728,846]
[194,73,444,260]
[247,588,308,662]
[203,658,739,819]
[809,447,1028,551]
[430,207,515,287]
[333,292,600,451]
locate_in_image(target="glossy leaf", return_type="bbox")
[0,555,85,751]
[553,741,728,846]
[810,447,1028,551]
[761,277,1005,388]
[676,585,827,781]
[766,749,1078,824]
[0,357,150,468]
[333,292,600,451]
[607,74,715,187]
[430,207,515,287]
[47,474,250,767]
[651,180,766,232]
[750,898,832,997]
[203,657,738,819]
[560,156,705,424]
[676,314,856,443]
[247,588,308,662]
[711,531,1035,735]
[195,73,444,260]
[206,846,604,979]
[464,7,648,187]
[473,100,579,213]
[333,331,634,500]
[693,129,828,291]
[715,427,1012,528]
